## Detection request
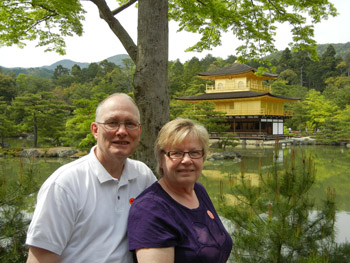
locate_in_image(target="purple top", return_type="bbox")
[128,182,232,263]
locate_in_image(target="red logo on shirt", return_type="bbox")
[207,210,215,220]
[129,198,135,205]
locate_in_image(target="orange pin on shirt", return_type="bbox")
[207,210,215,220]
[129,198,135,205]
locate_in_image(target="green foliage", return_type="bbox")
[302,90,338,131]
[1,42,350,148]
[269,45,347,91]
[0,0,347,151]
[315,105,350,144]
[289,89,341,132]
[10,92,73,147]
[169,0,337,61]
[317,43,350,61]
[0,73,16,101]
[92,66,134,95]
[53,65,74,88]
[0,66,54,78]
[62,95,105,150]
[169,100,190,120]
[218,133,239,151]
[0,157,41,262]
[169,57,207,99]
[278,69,299,86]
[0,98,17,147]
[0,0,86,54]
[178,101,227,133]
[323,78,350,109]
[220,147,337,262]
[328,242,350,263]
[16,74,54,94]
[272,80,307,99]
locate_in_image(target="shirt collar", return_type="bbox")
[90,146,138,184]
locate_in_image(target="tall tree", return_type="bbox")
[345,53,350,77]
[0,0,338,170]
[291,50,313,88]
[323,77,350,109]
[0,73,16,101]
[16,74,54,94]
[278,48,293,73]
[11,92,72,147]
[63,97,101,149]
[71,64,84,83]
[53,65,74,88]
[179,101,227,133]
[0,98,17,147]
[320,45,341,81]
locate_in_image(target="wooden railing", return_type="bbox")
[206,84,271,93]
[192,108,293,116]
[210,132,291,140]
[222,109,294,116]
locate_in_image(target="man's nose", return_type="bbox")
[116,123,128,134]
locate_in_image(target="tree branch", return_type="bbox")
[89,0,137,62]
[111,0,137,16]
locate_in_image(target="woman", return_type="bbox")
[128,118,232,263]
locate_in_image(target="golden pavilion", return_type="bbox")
[176,62,299,139]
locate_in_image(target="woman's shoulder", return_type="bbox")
[194,181,208,194]
[131,182,168,210]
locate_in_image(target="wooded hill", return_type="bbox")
[0,42,350,149]
[1,43,349,77]
[0,54,130,77]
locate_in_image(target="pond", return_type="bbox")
[1,145,349,243]
[200,144,350,244]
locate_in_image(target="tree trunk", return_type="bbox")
[133,0,169,173]
[91,0,169,173]
[33,113,38,148]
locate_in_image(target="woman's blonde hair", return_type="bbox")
[154,118,209,176]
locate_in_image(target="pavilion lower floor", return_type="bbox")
[212,115,291,140]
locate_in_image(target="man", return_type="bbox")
[26,93,157,263]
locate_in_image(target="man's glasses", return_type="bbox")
[163,150,204,160]
[97,121,140,131]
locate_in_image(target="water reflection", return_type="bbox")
[336,212,350,243]
[200,145,350,244]
[1,146,349,244]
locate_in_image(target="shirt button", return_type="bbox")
[117,196,120,200]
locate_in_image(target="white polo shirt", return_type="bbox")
[26,146,156,263]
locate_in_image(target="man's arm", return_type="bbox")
[27,246,60,263]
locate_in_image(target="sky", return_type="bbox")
[0,0,349,68]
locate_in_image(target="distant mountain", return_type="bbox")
[104,54,131,67]
[0,67,54,78]
[1,43,349,78]
[41,54,130,71]
[0,54,131,77]
[42,59,90,71]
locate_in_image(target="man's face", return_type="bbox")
[91,96,141,164]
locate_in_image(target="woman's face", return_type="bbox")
[160,134,204,187]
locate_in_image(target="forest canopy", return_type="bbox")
[1,43,350,150]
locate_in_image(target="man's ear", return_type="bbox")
[91,122,98,140]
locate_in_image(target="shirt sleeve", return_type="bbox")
[128,196,179,251]
[145,168,157,187]
[26,182,77,255]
